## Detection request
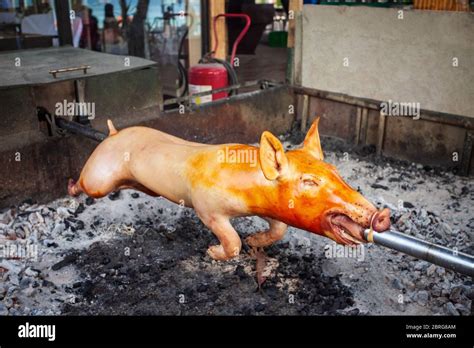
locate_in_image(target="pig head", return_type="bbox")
[249,117,391,247]
[68,117,390,261]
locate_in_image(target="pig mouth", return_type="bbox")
[325,208,391,245]
[327,213,366,245]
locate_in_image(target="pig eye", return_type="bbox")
[301,175,319,187]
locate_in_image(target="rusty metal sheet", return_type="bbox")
[383,116,466,169]
[145,86,295,144]
[295,87,472,175]
[32,81,76,118]
[0,135,96,206]
[0,86,37,138]
[365,109,381,146]
[308,96,357,142]
[86,66,163,134]
[0,60,163,208]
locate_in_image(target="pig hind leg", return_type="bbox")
[69,173,159,198]
[68,159,128,198]
[245,217,288,248]
[68,174,119,199]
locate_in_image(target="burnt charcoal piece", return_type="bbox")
[85,197,95,206]
[75,203,85,215]
[371,183,389,190]
[51,253,78,271]
[108,191,121,201]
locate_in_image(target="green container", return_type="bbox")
[268,31,288,48]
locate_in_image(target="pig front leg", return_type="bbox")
[198,213,242,261]
[245,218,288,248]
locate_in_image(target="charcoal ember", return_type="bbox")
[75,220,85,230]
[108,191,121,201]
[138,265,151,274]
[254,302,265,312]
[85,197,95,206]
[51,253,78,271]
[75,203,85,215]
[195,283,208,293]
[371,183,389,190]
[234,265,247,279]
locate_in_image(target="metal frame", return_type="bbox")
[163,79,278,112]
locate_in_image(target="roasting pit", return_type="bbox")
[0,130,472,316]
[0,37,472,318]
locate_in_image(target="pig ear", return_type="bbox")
[259,131,288,180]
[303,117,324,160]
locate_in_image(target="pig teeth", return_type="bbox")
[336,225,361,245]
[341,230,361,245]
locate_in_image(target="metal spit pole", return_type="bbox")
[364,229,474,277]
[56,118,106,142]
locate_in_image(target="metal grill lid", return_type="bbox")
[0,46,157,89]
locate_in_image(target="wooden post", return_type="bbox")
[360,107,369,145]
[355,107,362,145]
[300,94,309,132]
[287,0,303,49]
[287,0,303,84]
[460,131,473,176]
[54,0,73,46]
[186,0,202,68]
[376,111,386,157]
[209,0,226,60]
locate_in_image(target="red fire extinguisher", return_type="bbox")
[188,13,251,104]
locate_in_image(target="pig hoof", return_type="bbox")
[68,179,79,197]
[207,245,238,261]
[207,245,226,260]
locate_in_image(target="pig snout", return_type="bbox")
[370,208,390,232]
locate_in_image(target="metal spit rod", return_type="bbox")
[364,229,474,277]
[56,118,106,142]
